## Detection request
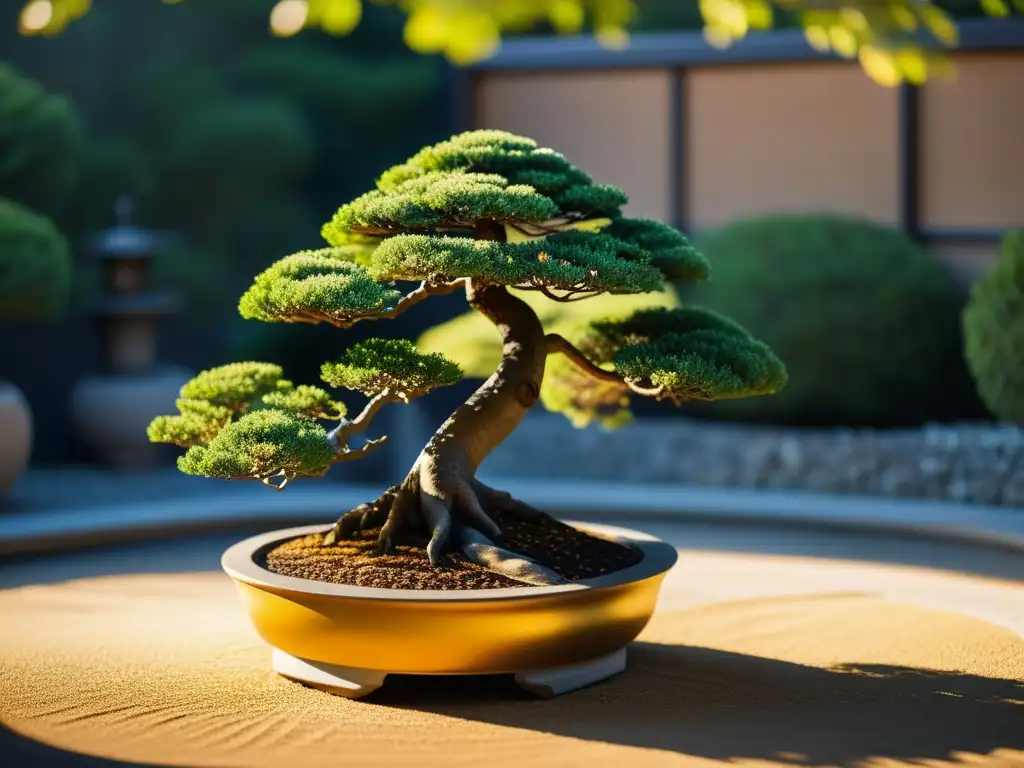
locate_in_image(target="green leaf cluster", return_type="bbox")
[0,197,71,322]
[368,230,664,294]
[179,362,288,409]
[242,131,709,329]
[541,306,786,429]
[147,399,233,448]
[605,307,788,401]
[377,130,627,217]
[323,171,559,238]
[962,229,1024,424]
[148,361,346,450]
[260,384,347,420]
[177,409,336,481]
[603,217,709,282]
[238,250,402,325]
[321,130,632,247]
[321,338,462,397]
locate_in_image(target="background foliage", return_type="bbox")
[962,229,1024,425]
[681,214,985,427]
[2,0,445,336]
[17,0,1023,86]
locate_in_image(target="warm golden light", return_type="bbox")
[269,0,308,37]
[19,0,53,34]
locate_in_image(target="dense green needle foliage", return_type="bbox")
[963,229,1024,424]
[321,338,462,397]
[368,231,664,294]
[149,363,347,480]
[260,384,347,420]
[147,399,234,448]
[323,171,560,239]
[545,307,786,426]
[377,131,627,218]
[178,409,336,481]
[603,217,709,282]
[609,309,788,400]
[239,250,402,325]
[179,362,289,410]
[0,197,72,322]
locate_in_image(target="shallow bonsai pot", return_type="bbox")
[222,521,678,699]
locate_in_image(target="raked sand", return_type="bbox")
[1,548,1023,768]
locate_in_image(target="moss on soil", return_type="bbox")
[260,512,643,590]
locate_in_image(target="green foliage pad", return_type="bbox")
[178,410,336,481]
[546,307,787,427]
[321,339,462,397]
[238,250,402,326]
[376,130,627,218]
[148,362,346,454]
[369,231,665,294]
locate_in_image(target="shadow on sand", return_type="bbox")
[372,642,1024,767]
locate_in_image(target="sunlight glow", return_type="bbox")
[270,0,308,37]
[19,0,53,33]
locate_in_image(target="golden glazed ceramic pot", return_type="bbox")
[222,522,678,698]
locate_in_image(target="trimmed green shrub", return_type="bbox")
[0,63,82,216]
[684,214,979,427]
[0,198,72,321]
[962,229,1024,424]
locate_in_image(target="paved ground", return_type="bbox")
[1,521,1022,768]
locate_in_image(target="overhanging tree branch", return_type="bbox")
[545,332,667,399]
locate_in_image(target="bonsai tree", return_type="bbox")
[148,130,786,586]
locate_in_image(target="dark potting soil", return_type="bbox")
[260,511,643,590]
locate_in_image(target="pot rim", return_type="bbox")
[222,521,678,602]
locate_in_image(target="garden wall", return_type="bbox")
[480,413,1024,508]
[461,18,1024,283]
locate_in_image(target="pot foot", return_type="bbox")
[272,647,627,700]
[514,647,627,698]
[272,649,387,699]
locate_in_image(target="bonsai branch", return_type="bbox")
[280,278,467,329]
[505,215,588,238]
[545,333,669,400]
[328,388,400,446]
[514,277,605,303]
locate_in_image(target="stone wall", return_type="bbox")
[480,413,1024,508]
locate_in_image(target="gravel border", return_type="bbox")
[480,414,1024,509]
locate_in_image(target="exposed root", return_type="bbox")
[322,487,396,546]
[470,479,554,523]
[455,524,569,586]
[323,469,567,585]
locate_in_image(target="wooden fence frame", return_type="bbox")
[450,16,1024,250]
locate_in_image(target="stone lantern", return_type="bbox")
[69,198,192,469]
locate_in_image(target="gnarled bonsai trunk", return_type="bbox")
[327,263,568,584]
